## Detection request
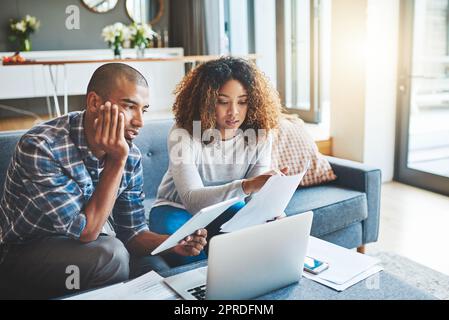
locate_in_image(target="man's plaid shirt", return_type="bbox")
[0,111,149,245]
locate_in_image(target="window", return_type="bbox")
[396,0,449,196]
[218,0,330,124]
[277,0,331,124]
[222,0,278,89]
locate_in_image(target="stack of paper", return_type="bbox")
[303,237,383,291]
[65,271,179,300]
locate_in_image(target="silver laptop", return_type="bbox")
[164,211,313,300]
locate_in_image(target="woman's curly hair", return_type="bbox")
[172,57,282,138]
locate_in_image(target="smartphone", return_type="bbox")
[303,256,329,275]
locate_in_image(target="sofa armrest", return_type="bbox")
[326,156,382,244]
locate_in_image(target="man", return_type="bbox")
[0,63,207,299]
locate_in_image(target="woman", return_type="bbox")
[149,57,285,266]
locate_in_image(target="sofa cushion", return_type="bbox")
[271,116,337,187]
[134,119,174,200]
[285,185,368,237]
[143,198,155,221]
[319,222,363,249]
[0,130,24,197]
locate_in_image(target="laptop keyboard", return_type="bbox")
[187,284,207,300]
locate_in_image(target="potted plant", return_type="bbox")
[9,15,40,52]
[101,22,131,59]
[129,23,157,58]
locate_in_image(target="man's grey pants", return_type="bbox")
[0,235,170,299]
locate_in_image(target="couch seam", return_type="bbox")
[297,193,366,212]
[314,219,363,238]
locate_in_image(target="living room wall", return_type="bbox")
[330,0,399,182]
[0,0,170,118]
[0,0,169,52]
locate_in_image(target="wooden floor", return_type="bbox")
[368,181,449,276]
[0,115,52,132]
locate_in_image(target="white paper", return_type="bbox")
[306,237,380,285]
[64,281,126,300]
[152,197,240,255]
[303,265,384,291]
[64,271,180,300]
[118,270,179,300]
[220,172,307,232]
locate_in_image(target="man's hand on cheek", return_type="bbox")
[94,101,129,163]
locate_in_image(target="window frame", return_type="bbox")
[395,0,449,197]
[276,0,322,123]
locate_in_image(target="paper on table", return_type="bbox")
[64,271,179,300]
[64,281,126,300]
[220,172,306,233]
[307,236,381,285]
[303,265,384,292]
[119,270,179,300]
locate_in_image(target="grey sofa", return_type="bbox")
[0,119,381,256]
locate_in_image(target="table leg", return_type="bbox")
[41,65,53,118]
[63,64,68,115]
[357,245,366,254]
[48,65,61,117]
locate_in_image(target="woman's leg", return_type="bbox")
[148,205,207,267]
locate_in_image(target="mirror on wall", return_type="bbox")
[81,0,119,13]
[126,0,164,26]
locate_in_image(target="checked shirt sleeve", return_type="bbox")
[16,136,87,239]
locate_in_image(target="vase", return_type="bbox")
[113,43,122,59]
[136,43,145,59]
[20,37,31,52]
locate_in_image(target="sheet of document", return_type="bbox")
[64,281,126,300]
[220,173,304,232]
[151,197,240,255]
[65,271,180,300]
[306,236,381,286]
[303,265,384,292]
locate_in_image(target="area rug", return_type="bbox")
[368,251,449,300]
